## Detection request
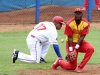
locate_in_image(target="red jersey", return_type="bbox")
[64,18,90,43]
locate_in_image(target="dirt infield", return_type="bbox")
[0,22,99,32]
[0,24,34,32]
[19,64,100,75]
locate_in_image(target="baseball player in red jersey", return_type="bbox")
[12,16,64,64]
[52,8,94,73]
[83,0,100,10]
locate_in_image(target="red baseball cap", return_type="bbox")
[74,8,83,13]
[53,16,64,24]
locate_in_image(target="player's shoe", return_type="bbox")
[12,49,19,63]
[75,66,83,73]
[52,58,62,70]
[40,57,47,63]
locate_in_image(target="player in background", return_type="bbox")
[52,8,94,73]
[12,16,64,63]
[83,0,100,10]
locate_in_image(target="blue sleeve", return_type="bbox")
[53,44,62,58]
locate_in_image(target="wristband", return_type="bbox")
[75,44,80,49]
[69,47,73,51]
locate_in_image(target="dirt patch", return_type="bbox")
[19,64,100,75]
[0,24,34,32]
[90,22,100,29]
[0,22,99,32]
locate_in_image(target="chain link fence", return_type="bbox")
[40,5,87,23]
[0,0,99,24]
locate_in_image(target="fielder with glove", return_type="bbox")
[52,8,94,73]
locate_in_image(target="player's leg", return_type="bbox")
[95,0,100,10]
[83,0,88,10]
[41,42,50,59]
[40,42,50,63]
[52,58,62,69]
[17,38,42,63]
[52,58,77,70]
[77,40,94,70]
[56,41,78,70]
[59,60,77,70]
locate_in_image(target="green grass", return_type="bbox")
[0,29,100,75]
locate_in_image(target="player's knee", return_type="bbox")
[70,64,77,70]
[30,57,40,63]
[59,60,76,70]
[87,47,94,54]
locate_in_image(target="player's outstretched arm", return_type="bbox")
[53,44,62,58]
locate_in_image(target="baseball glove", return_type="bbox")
[65,50,77,62]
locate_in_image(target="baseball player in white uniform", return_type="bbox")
[12,16,64,63]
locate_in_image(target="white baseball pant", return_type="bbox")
[17,36,50,63]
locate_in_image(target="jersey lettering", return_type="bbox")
[36,23,46,31]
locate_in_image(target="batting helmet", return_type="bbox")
[74,8,82,13]
[53,16,64,24]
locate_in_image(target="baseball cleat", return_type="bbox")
[75,67,83,73]
[40,57,47,63]
[12,49,19,63]
[52,58,62,70]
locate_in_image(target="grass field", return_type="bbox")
[0,29,100,75]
